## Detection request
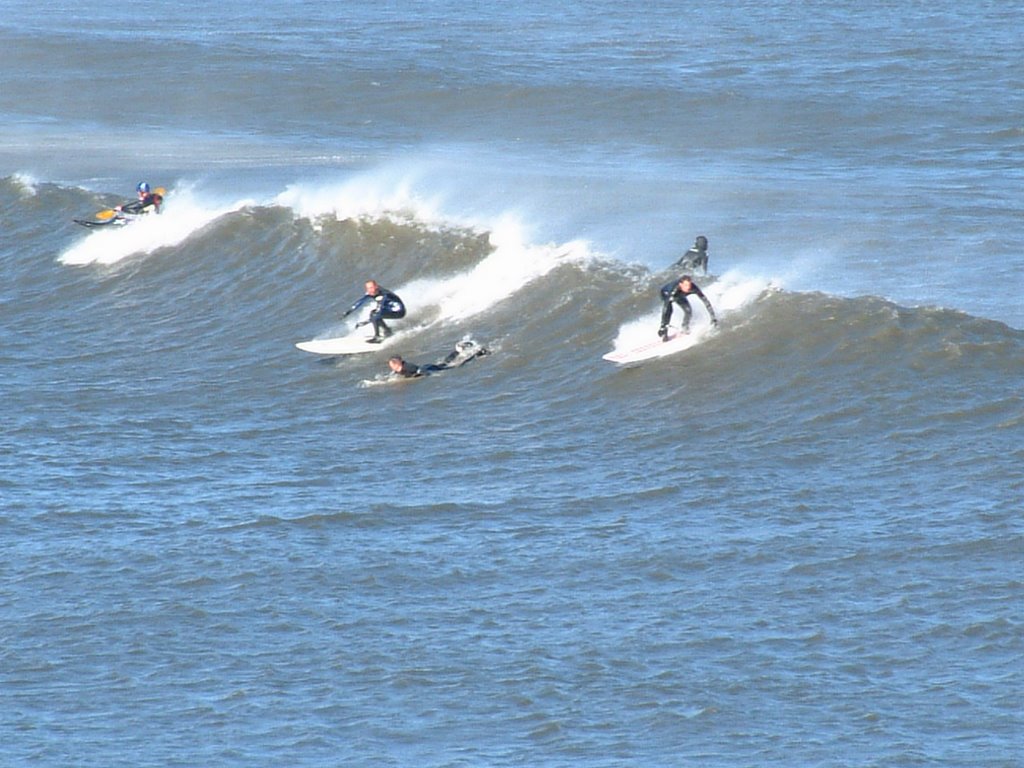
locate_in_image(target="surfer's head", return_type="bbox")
[365,280,380,295]
[136,181,150,196]
[387,356,404,373]
[679,275,693,288]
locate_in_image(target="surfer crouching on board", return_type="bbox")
[344,280,407,343]
[388,340,490,378]
[659,275,718,340]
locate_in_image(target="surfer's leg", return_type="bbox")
[372,307,402,338]
[659,302,673,338]
[678,298,693,331]
[369,309,392,338]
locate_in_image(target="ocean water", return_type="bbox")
[2,2,1022,766]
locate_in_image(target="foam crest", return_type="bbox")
[399,216,593,324]
[11,173,39,195]
[272,165,445,226]
[59,186,254,266]
[710,270,778,313]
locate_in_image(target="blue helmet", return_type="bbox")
[137,181,150,194]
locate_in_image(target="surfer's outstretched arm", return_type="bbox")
[698,294,718,325]
[343,294,370,318]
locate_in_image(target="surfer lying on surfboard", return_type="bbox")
[387,340,490,378]
[343,280,407,343]
[659,275,718,341]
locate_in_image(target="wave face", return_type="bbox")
[3,171,1022,765]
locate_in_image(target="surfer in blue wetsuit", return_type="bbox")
[674,235,709,274]
[344,279,407,343]
[659,275,717,340]
[387,340,490,378]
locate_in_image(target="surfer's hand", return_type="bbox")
[354,320,368,328]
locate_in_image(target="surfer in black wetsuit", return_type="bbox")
[344,280,407,343]
[673,235,709,274]
[388,357,425,377]
[387,340,490,378]
[659,275,718,340]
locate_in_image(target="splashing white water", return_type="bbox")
[284,167,603,338]
[60,185,255,266]
[607,270,774,360]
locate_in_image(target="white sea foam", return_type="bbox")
[607,270,773,359]
[59,185,255,266]
[402,223,592,323]
[272,162,446,228]
[11,172,38,195]
[281,166,602,335]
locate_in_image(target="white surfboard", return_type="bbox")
[602,326,711,365]
[295,333,394,355]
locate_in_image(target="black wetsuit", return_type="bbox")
[346,287,406,339]
[674,245,708,273]
[393,360,425,378]
[393,343,490,378]
[660,279,717,333]
[433,343,489,370]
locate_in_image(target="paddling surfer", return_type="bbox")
[387,340,490,378]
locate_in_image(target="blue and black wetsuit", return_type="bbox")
[659,278,717,337]
[347,286,406,340]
